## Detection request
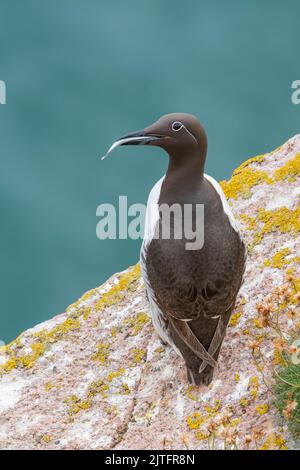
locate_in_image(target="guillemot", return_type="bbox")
[102,113,246,385]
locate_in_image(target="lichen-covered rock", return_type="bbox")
[0,136,299,450]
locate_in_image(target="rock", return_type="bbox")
[0,136,299,450]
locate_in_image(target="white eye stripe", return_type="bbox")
[172,121,183,131]
[171,121,198,143]
[182,125,197,143]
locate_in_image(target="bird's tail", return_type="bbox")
[187,366,214,386]
[187,367,201,385]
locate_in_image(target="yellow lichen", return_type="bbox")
[239,213,256,231]
[273,348,285,367]
[104,404,118,416]
[41,434,52,443]
[257,206,300,237]
[66,395,92,415]
[44,382,54,392]
[66,379,110,416]
[121,383,131,395]
[185,400,245,447]
[265,248,300,270]
[66,365,130,416]
[186,412,204,430]
[82,306,92,321]
[239,398,249,407]
[204,400,221,415]
[107,367,125,382]
[95,264,141,313]
[0,357,18,373]
[229,312,242,327]
[264,248,290,269]
[260,433,287,450]
[92,342,110,364]
[256,403,269,415]
[144,401,158,424]
[0,340,47,373]
[66,288,97,313]
[186,401,243,447]
[110,326,117,338]
[248,206,300,248]
[131,348,146,364]
[123,311,150,336]
[220,166,272,200]
[253,318,263,329]
[0,264,141,375]
[186,385,198,401]
[272,152,300,183]
[248,376,259,399]
[0,334,23,354]
[220,150,299,201]
[237,154,266,170]
[255,403,269,415]
[195,430,210,441]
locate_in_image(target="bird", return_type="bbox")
[102,113,246,386]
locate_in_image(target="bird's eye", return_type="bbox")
[172,121,183,131]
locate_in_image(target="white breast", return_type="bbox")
[142,175,165,247]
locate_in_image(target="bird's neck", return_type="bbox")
[166,150,204,186]
[159,150,205,203]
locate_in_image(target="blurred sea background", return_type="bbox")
[0,0,299,342]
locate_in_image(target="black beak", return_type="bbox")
[117,129,162,146]
[101,129,164,160]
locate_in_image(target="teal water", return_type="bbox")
[0,1,299,343]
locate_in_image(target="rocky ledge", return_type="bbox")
[0,136,299,450]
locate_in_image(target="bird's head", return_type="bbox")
[102,113,207,163]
